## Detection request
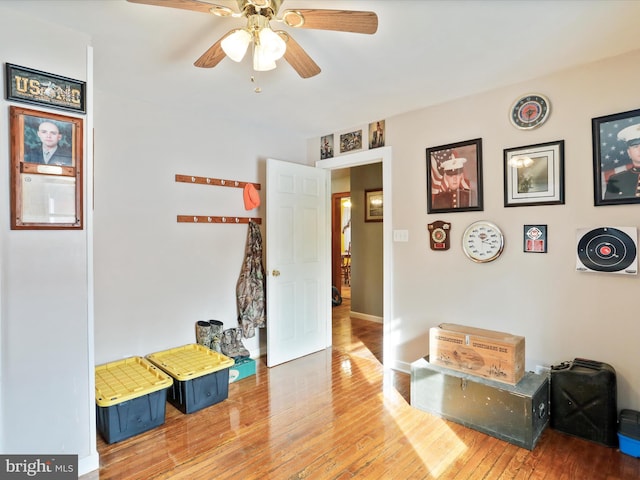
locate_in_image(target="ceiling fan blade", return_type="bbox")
[127,0,235,15]
[194,30,235,68]
[278,32,321,79]
[279,9,378,34]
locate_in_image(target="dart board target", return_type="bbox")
[576,227,637,274]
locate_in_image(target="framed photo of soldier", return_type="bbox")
[426,138,483,214]
[592,108,640,206]
[9,106,83,230]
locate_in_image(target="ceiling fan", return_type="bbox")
[127,0,378,78]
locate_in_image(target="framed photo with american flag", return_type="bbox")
[426,138,483,214]
[592,108,640,206]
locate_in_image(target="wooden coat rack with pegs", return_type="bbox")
[175,174,261,190]
[175,173,262,225]
[177,215,261,225]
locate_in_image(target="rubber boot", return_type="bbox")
[195,320,213,349]
[221,328,238,358]
[209,320,224,353]
[233,327,250,359]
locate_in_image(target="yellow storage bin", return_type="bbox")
[95,356,173,443]
[146,344,234,413]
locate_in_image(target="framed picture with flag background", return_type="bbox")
[592,108,640,206]
[426,138,483,214]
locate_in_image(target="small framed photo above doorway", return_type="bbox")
[365,189,383,222]
[368,120,385,149]
[9,105,83,230]
[320,133,334,159]
[340,129,362,154]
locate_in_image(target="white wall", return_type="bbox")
[383,50,640,411]
[92,91,307,365]
[308,49,640,411]
[0,7,307,477]
[0,8,98,474]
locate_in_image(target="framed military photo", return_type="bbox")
[592,108,640,206]
[504,140,565,207]
[426,138,483,214]
[9,106,83,230]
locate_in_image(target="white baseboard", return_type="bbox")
[350,311,383,324]
[387,359,411,374]
[79,451,100,478]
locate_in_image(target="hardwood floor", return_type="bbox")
[90,289,639,479]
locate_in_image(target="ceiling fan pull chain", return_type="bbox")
[251,75,262,94]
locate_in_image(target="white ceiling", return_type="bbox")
[4,0,640,138]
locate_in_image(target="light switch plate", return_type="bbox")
[393,229,409,242]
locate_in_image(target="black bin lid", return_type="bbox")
[619,409,640,440]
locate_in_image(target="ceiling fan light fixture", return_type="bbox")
[281,10,304,28]
[257,27,286,61]
[221,29,252,62]
[253,45,277,71]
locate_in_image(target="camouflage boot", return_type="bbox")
[221,328,238,358]
[209,320,224,353]
[233,327,250,359]
[195,320,213,349]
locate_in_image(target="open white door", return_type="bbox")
[266,158,329,367]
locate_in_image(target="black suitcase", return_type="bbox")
[550,358,618,447]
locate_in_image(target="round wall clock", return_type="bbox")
[462,221,505,263]
[510,93,550,130]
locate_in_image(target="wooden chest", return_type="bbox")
[411,357,549,450]
[429,323,525,385]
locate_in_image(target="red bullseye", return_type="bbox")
[599,245,612,256]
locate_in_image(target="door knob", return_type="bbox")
[272,270,280,277]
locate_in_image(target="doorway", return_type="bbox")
[317,146,393,368]
[331,191,351,298]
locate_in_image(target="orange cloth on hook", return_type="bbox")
[243,183,260,210]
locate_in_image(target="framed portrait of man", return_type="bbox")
[592,108,640,206]
[9,105,83,229]
[426,138,483,214]
[320,134,334,159]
